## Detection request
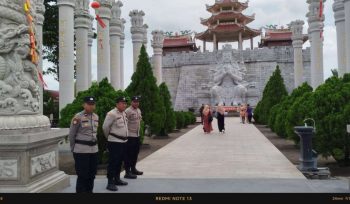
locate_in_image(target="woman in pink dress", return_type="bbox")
[202,105,213,134]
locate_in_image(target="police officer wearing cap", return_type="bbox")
[124,96,143,179]
[69,96,99,193]
[102,96,129,191]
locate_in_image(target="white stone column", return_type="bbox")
[250,37,254,50]
[120,18,126,89]
[291,20,305,88]
[152,30,165,85]
[74,0,90,93]
[88,15,94,87]
[35,0,45,114]
[203,40,207,52]
[110,1,123,90]
[96,0,112,82]
[143,24,149,48]
[307,0,325,89]
[333,0,346,77]
[130,10,145,72]
[238,31,243,51]
[58,0,75,112]
[344,0,350,73]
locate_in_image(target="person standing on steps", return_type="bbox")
[69,96,99,193]
[124,96,143,179]
[103,97,129,192]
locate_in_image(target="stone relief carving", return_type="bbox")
[0,1,41,116]
[0,159,18,179]
[31,151,56,177]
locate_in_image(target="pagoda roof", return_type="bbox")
[259,28,309,47]
[206,0,249,13]
[196,23,261,42]
[163,34,196,48]
[201,11,255,26]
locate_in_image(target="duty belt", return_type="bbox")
[110,133,128,141]
[75,139,97,146]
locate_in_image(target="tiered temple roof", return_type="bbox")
[163,32,199,55]
[259,28,309,48]
[196,0,260,43]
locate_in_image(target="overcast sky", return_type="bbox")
[44,0,338,91]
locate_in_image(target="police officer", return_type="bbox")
[103,96,129,191]
[69,96,99,193]
[124,96,143,179]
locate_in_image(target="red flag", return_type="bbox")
[96,15,106,28]
[319,0,323,19]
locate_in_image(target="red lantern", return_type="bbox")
[91,1,100,9]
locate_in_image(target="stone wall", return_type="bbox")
[158,45,311,111]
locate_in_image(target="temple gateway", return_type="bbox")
[154,0,312,111]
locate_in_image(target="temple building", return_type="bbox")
[153,0,313,112]
[259,27,309,48]
[162,32,199,55]
[195,0,260,51]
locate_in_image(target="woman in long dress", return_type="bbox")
[217,105,225,133]
[202,105,213,134]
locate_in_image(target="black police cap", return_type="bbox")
[116,96,127,103]
[84,96,96,104]
[131,96,141,101]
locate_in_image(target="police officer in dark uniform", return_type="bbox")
[69,96,99,193]
[103,96,129,191]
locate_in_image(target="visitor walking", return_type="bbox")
[103,97,129,192]
[199,104,205,125]
[240,104,247,124]
[202,105,213,134]
[246,104,253,124]
[69,96,99,193]
[217,104,225,133]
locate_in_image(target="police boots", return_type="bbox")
[132,168,143,176]
[115,178,128,186]
[124,170,137,179]
[106,179,118,191]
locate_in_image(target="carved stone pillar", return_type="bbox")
[333,0,346,76]
[152,30,165,85]
[0,0,69,192]
[88,15,94,87]
[130,10,145,72]
[74,0,90,93]
[110,1,123,90]
[291,20,305,88]
[120,18,126,90]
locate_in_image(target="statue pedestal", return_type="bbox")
[0,129,70,193]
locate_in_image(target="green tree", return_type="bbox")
[159,83,176,136]
[254,65,288,124]
[126,45,165,135]
[59,78,129,164]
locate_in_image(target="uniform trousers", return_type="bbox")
[73,153,98,193]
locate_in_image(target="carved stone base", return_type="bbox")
[0,128,70,193]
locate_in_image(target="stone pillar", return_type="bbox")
[203,40,207,52]
[333,0,346,77]
[110,1,123,90]
[74,0,90,93]
[344,0,350,73]
[213,33,217,51]
[250,37,254,50]
[120,18,126,90]
[88,15,94,87]
[58,0,75,112]
[35,0,45,114]
[143,24,149,48]
[0,0,69,193]
[130,10,145,72]
[307,0,325,89]
[238,31,243,51]
[152,30,165,85]
[291,20,305,88]
[96,0,112,82]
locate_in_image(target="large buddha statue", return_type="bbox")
[210,47,248,105]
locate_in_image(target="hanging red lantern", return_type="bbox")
[91,1,100,9]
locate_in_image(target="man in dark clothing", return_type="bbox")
[199,104,205,125]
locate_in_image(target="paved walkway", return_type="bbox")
[60,117,349,193]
